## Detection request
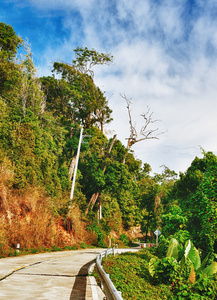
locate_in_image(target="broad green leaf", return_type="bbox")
[203,262,217,276]
[148,257,158,277]
[166,238,179,259]
[187,244,196,264]
[193,248,201,271]
[184,240,191,258]
[199,253,210,272]
[184,240,201,271]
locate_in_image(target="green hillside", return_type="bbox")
[0,23,216,266]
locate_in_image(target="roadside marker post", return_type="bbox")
[154,229,161,246]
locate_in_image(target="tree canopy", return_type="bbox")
[0,22,216,262]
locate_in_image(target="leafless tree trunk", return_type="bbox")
[85,192,100,215]
[121,93,166,163]
[69,156,77,180]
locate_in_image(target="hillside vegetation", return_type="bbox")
[0,22,216,272]
[102,244,217,299]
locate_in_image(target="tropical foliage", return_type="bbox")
[172,151,217,259]
[148,238,217,299]
[0,22,162,254]
[101,240,216,300]
[0,25,216,300]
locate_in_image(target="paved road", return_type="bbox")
[0,249,105,300]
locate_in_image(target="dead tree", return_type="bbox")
[121,93,165,163]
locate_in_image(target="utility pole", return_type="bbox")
[69,126,91,207]
[70,126,83,203]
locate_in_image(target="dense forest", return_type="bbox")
[0,23,216,264]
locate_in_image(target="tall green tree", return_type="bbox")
[174,151,217,258]
[0,22,22,60]
[72,46,113,77]
[41,47,113,131]
[51,62,112,130]
[0,23,23,103]
[139,165,177,240]
[139,175,159,240]
[0,23,67,196]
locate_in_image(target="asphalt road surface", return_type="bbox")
[0,248,105,300]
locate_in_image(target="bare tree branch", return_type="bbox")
[120,93,138,150]
[121,94,166,158]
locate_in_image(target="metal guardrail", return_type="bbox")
[96,247,124,300]
[141,243,157,248]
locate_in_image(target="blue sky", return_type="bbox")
[1,0,217,174]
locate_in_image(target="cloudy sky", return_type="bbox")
[1,0,217,175]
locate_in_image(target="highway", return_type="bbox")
[0,248,105,300]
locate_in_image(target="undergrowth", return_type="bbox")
[101,249,217,299]
[102,250,171,299]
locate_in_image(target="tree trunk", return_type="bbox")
[85,192,99,215]
[103,134,117,172]
[122,139,131,164]
[69,156,77,180]
[85,134,117,215]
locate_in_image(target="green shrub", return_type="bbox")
[100,240,217,300]
[120,234,129,246]
[51,245,62,252]
[149,256,178,284]
[149,238,217,299]
[87,224,105,247]
[79,242,87,249]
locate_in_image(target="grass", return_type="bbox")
[0,243,93,258]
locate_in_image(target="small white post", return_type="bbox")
[16,243,20,253]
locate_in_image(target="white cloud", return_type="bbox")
[11,0,217,173]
